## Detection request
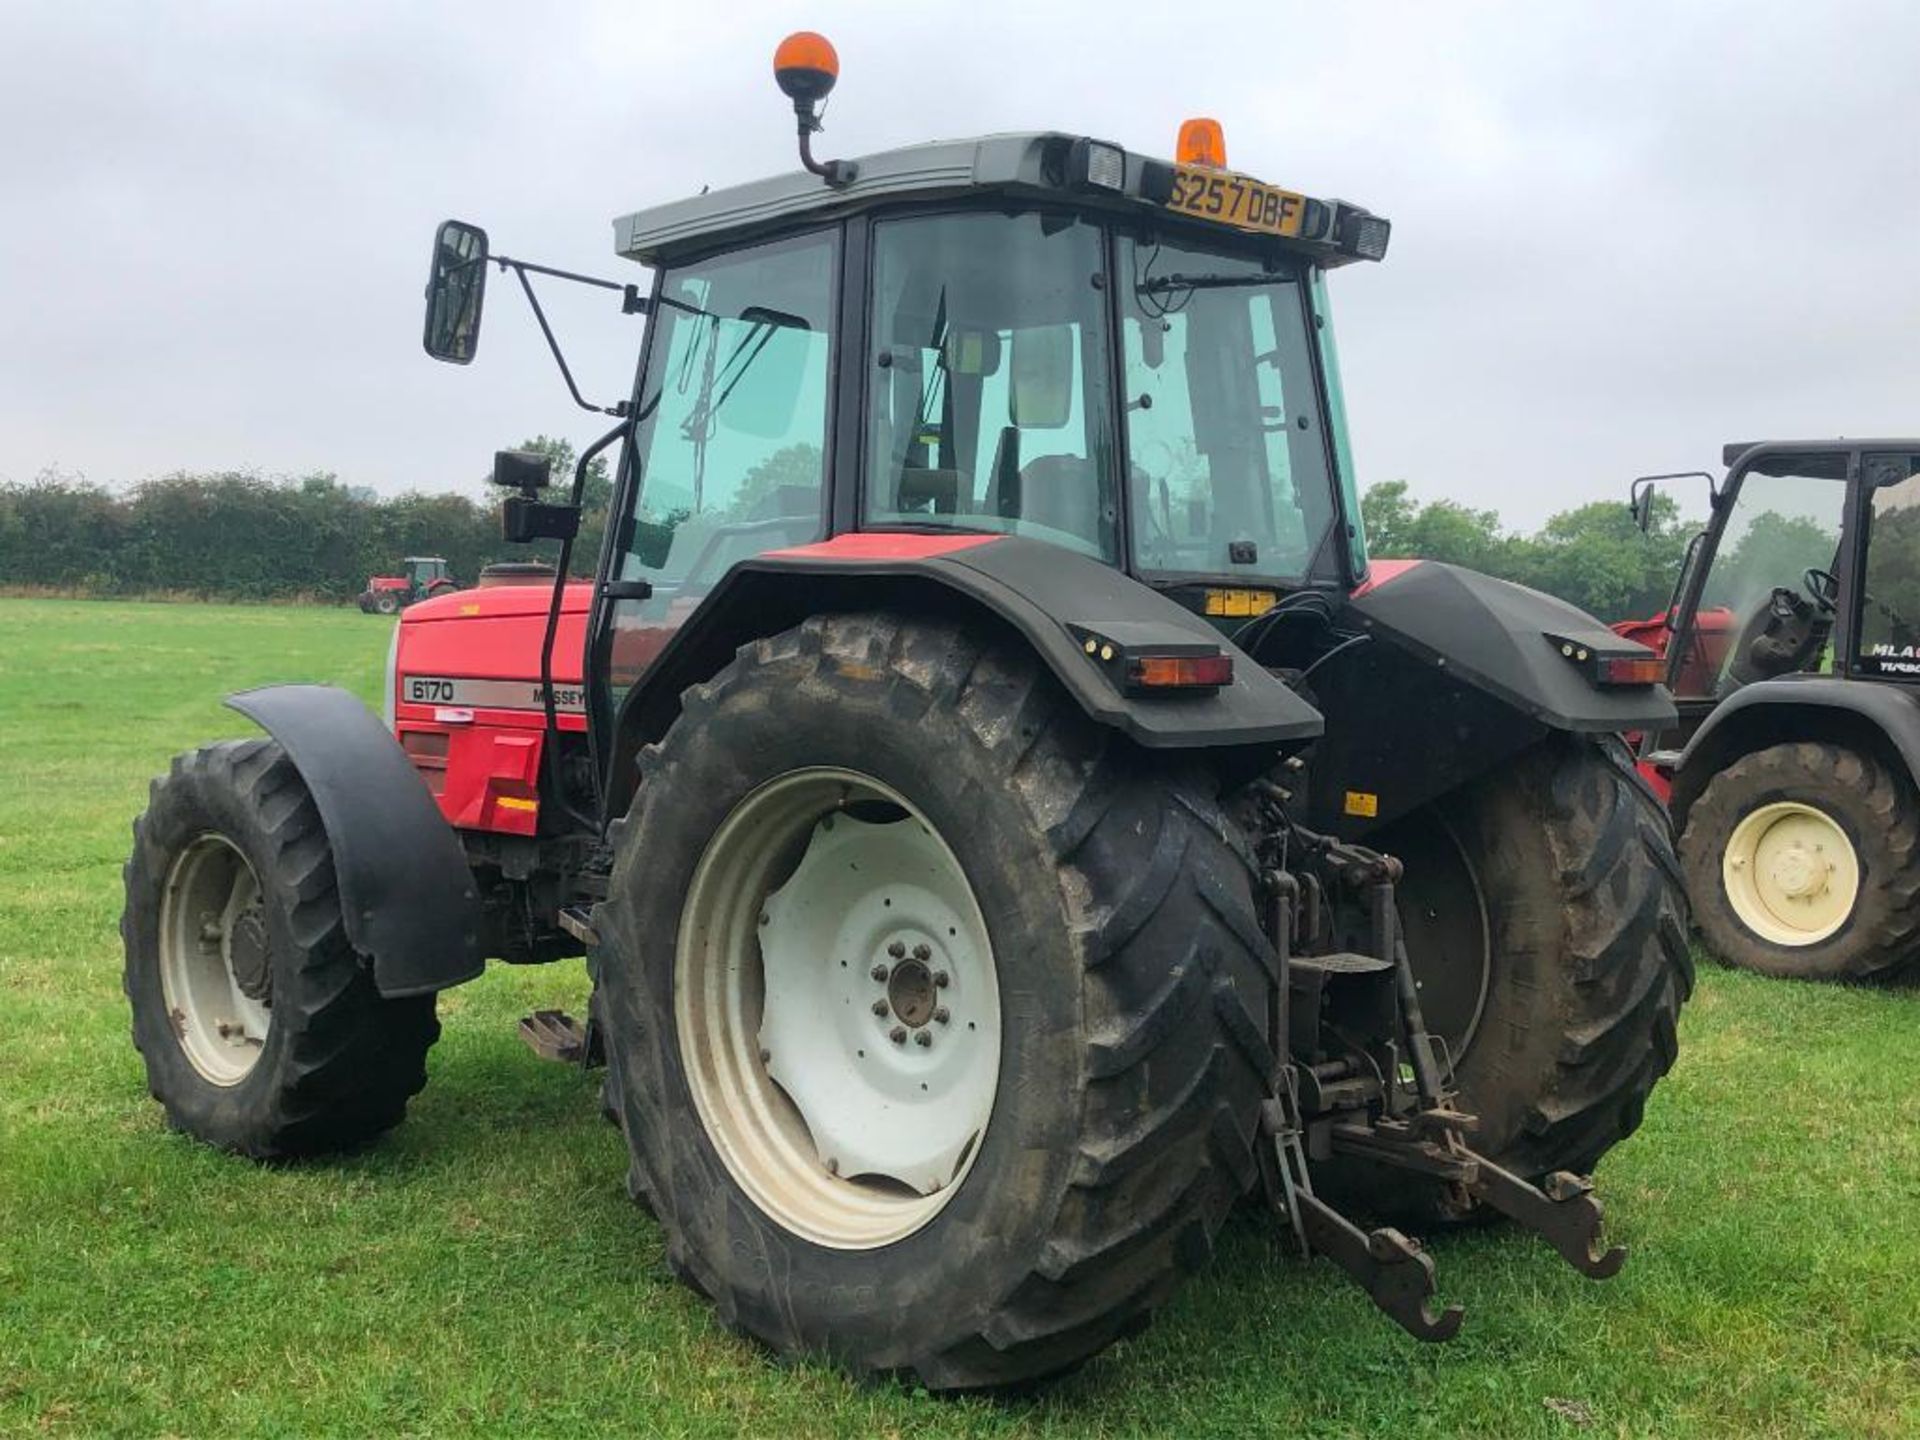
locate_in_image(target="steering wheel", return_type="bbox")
[1802,568,1839,613]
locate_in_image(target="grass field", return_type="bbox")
[1,597,1917,1438]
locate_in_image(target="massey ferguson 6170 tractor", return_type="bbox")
[1625,440,1920,983]
[122,35,1690,1388]
[356,554,457,613]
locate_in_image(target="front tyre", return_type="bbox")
[122,739,439,1157]
[595,614,1276,1390]
[1681,741,1920,981]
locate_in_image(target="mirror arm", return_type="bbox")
[537,415,631,836]
[500,258,635,418]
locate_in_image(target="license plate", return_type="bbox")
[1165,166,1308,238]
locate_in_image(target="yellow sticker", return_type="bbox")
[495,795,539,813]
[1343,790,1379,818]
[1202,588,1278,618]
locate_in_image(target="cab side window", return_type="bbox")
[1858,454,1920,676]
[623,231,837,597]
[610,231,837,692]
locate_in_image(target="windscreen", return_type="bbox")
[1119,236,1339,585]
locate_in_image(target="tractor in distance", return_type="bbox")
[1626,440,1920,982]
[121,34,1692,1389]
[356,554,457,613]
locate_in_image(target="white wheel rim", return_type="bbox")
[675,768,1000,1250]
[1722,801,1861,947]
[159,834,273,1084]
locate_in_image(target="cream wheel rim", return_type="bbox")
[159,834,273,1084]
[1722,801,1860,947]
[674,767,1001,1250]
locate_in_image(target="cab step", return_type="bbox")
[518,1009,592,1064]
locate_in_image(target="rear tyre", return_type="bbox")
[1681,741,1920,981]
[122,739,440,1157]
[594,614,1275,1390]
[1336,735,1692,1218]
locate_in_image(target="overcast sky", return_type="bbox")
[2,0,1915,530]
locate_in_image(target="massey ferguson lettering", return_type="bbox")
[402,675,585,713]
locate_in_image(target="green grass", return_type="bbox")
[1,597,1916,1438]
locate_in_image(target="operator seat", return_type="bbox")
[1014,454,1102,550]
[1718,587,1831,696]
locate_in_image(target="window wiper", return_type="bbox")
[1137,271,1289,294]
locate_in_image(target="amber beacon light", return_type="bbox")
[1176,117,1228,169]
[774,31,857,186]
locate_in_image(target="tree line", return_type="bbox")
[1360,481,1694,622]
[0,438,608,602]
[1,455,1698,622]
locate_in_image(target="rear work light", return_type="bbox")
[1074,624,1234,695]
[1598,655,1666,687]
[1549,633,1665,688]
[1128,653,1235,691]
[1336,205,1392,261]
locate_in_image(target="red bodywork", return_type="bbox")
[393,584,591,837]
[1608,606,1737,701]
[368,576,412,592]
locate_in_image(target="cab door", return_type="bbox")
[596,229,840,710]
[1850,451,1920,682]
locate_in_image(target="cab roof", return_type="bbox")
[612,131,1388,271]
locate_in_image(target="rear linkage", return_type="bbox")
[1251,775,1624,1341]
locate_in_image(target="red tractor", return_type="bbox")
[356,555,457,613]
[120,37,1690,1389]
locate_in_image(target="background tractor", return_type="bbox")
[1625,440,1920,982]
[356,554,456,613]
[121,36,1691,1389]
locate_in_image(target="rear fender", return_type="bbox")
[1669,677,1920,830]
[225,684,486,997]
[1307,560,1679,835]
[605,533,1324,813]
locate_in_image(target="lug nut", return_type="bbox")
[912,943,932,961]
[887,940,906,959]
[934,1006,950,1025]
[889,1025,907,1045]
[933,970,950,988]
[871,999,889,1017]
[913,1030,932,1048]
[871,963,890,981]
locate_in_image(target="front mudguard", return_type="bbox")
[225,684,485,997]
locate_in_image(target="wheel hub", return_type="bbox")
[158,834,273,1085]
[228,907,273,1002]
[676,768,1000,1250]
[883,954,937,1027]
[1723,801,1860,946]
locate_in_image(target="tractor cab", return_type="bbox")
[1632,441,1920,747]
[406,556,452,592]
[587,127,1390,711]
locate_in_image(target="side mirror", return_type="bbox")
[492,449,552,490]
[423,220,489,364]
[1629,484,1654,534]
[1010,325,1074,430]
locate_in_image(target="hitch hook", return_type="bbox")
[1297,1192,1464,1342]
[1467,1161,1627,1280]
